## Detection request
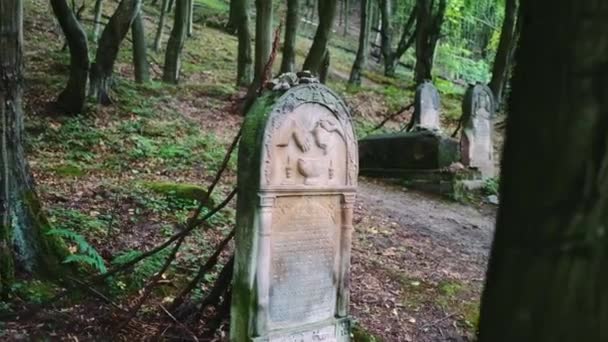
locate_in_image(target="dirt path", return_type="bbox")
[351,177,496,341]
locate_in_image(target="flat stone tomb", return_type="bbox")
[231,83,358,342]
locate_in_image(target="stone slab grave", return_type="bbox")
[460,83,496,179]
[413,80,442,131]
[231,75,358,342]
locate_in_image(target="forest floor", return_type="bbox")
[1,1,497,341]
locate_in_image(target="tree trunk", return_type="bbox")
[235,0,252,86]
[50,0,90,114]
[163,0,188,84]
[92,0,104,42]
[378,0,395,76]
[319,50,330,83]
[131,11,150,83]
[251,0,273,86]
[488,0,518,106]
[226,0,239,34]
[89,0,142,104]
[414,0,446,84]
[348,0,370,85]
[154,0,169,52]
[478,2,608,341]
[187,0,194,37]
[1,0,66,298]
[302,0,338,75]
[167,0,174,12]
[343,0,349,36]
[280,0,299,73]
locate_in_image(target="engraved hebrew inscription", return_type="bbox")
[269,196,341,328]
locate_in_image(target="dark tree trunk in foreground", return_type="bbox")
[154,0,169,52]
[478,2,608,341]
[279,0,299,74]
[163,0,188,84]
[50,0,90,114]
[89,0,141,104]
[92,0,104,42]
[1,0,65,298]
[348,0,370,85]
[226,0,239,34]
[251,0,273,87]
[235,0,252,86]
[379,0,417,77]
[489,0,518,107]
[414,0,446,84]
[131,11,150,83]
[303,0,338,75]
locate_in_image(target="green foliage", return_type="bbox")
[112,248,172,291]
[483,177,500,196]
[47,229,107,274]
[48,208,106,235]
[10,280,59,304]
[141,181,208,202]
[353,324,384,342]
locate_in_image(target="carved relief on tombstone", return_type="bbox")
[231,80,358,342]
[460,83,496,179]
[414,81,442,131]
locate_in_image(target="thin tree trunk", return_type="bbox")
[252,0,273,86]
[1,0,66,298]
[319,49,330,83]
[414,0,446,84]
[488,0,518,106]
[167,0,174,12]
[302,0,338,75]
[343,0,349,36]
[89,0,142,104]
[226,0,239,34]
[187,0,193,36]
[92,0,104,42]
[478,2,608,341]
[280,0,299,73]
[50,0,90,114]
[163,0,188,84]
[235,0,252,86]
[131,11,150,83]
[348,0,370,85]
[378,0,395,76]
[154,0,169,52]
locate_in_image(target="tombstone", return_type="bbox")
[231,77,358,342]
[460,83,495,179]
[413,81,442,131]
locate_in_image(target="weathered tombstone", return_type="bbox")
[460,83,496,179]
[413,81,441,131]
[231,77,358,342]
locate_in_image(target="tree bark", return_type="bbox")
[280,0,299,73]
[251,0,273,87]
[226,0,239,34]
[1,0,66,298]
[154,0,169,52]
[319,50,330,83]
[235,0,252,86]
[343,0,349,36]
[303,0,338,75]
[131,11,150,83]
[488,0,518,106]
[163,0,188,84]
[50,0,90,114]
[187,0,194,37]
[379,0,416,77]
[478,2,608,341]
[89,0,142,104]
[414,0,446,84]
[92,0,104,42]
[348,0,370,85]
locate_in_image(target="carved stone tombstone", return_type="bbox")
[460,83,496,178]
[231,80,358,342]
[413,81,442,131]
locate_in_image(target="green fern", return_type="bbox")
[47,229,107,274]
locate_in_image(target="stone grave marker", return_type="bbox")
[460,83,496,178]
[231,77,358,342]
[413,81,441,131]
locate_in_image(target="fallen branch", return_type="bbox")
[368,103,414,134]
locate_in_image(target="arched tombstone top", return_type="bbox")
[414,80,442,131]
[462,83,495,123]
[257,83,358,189]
